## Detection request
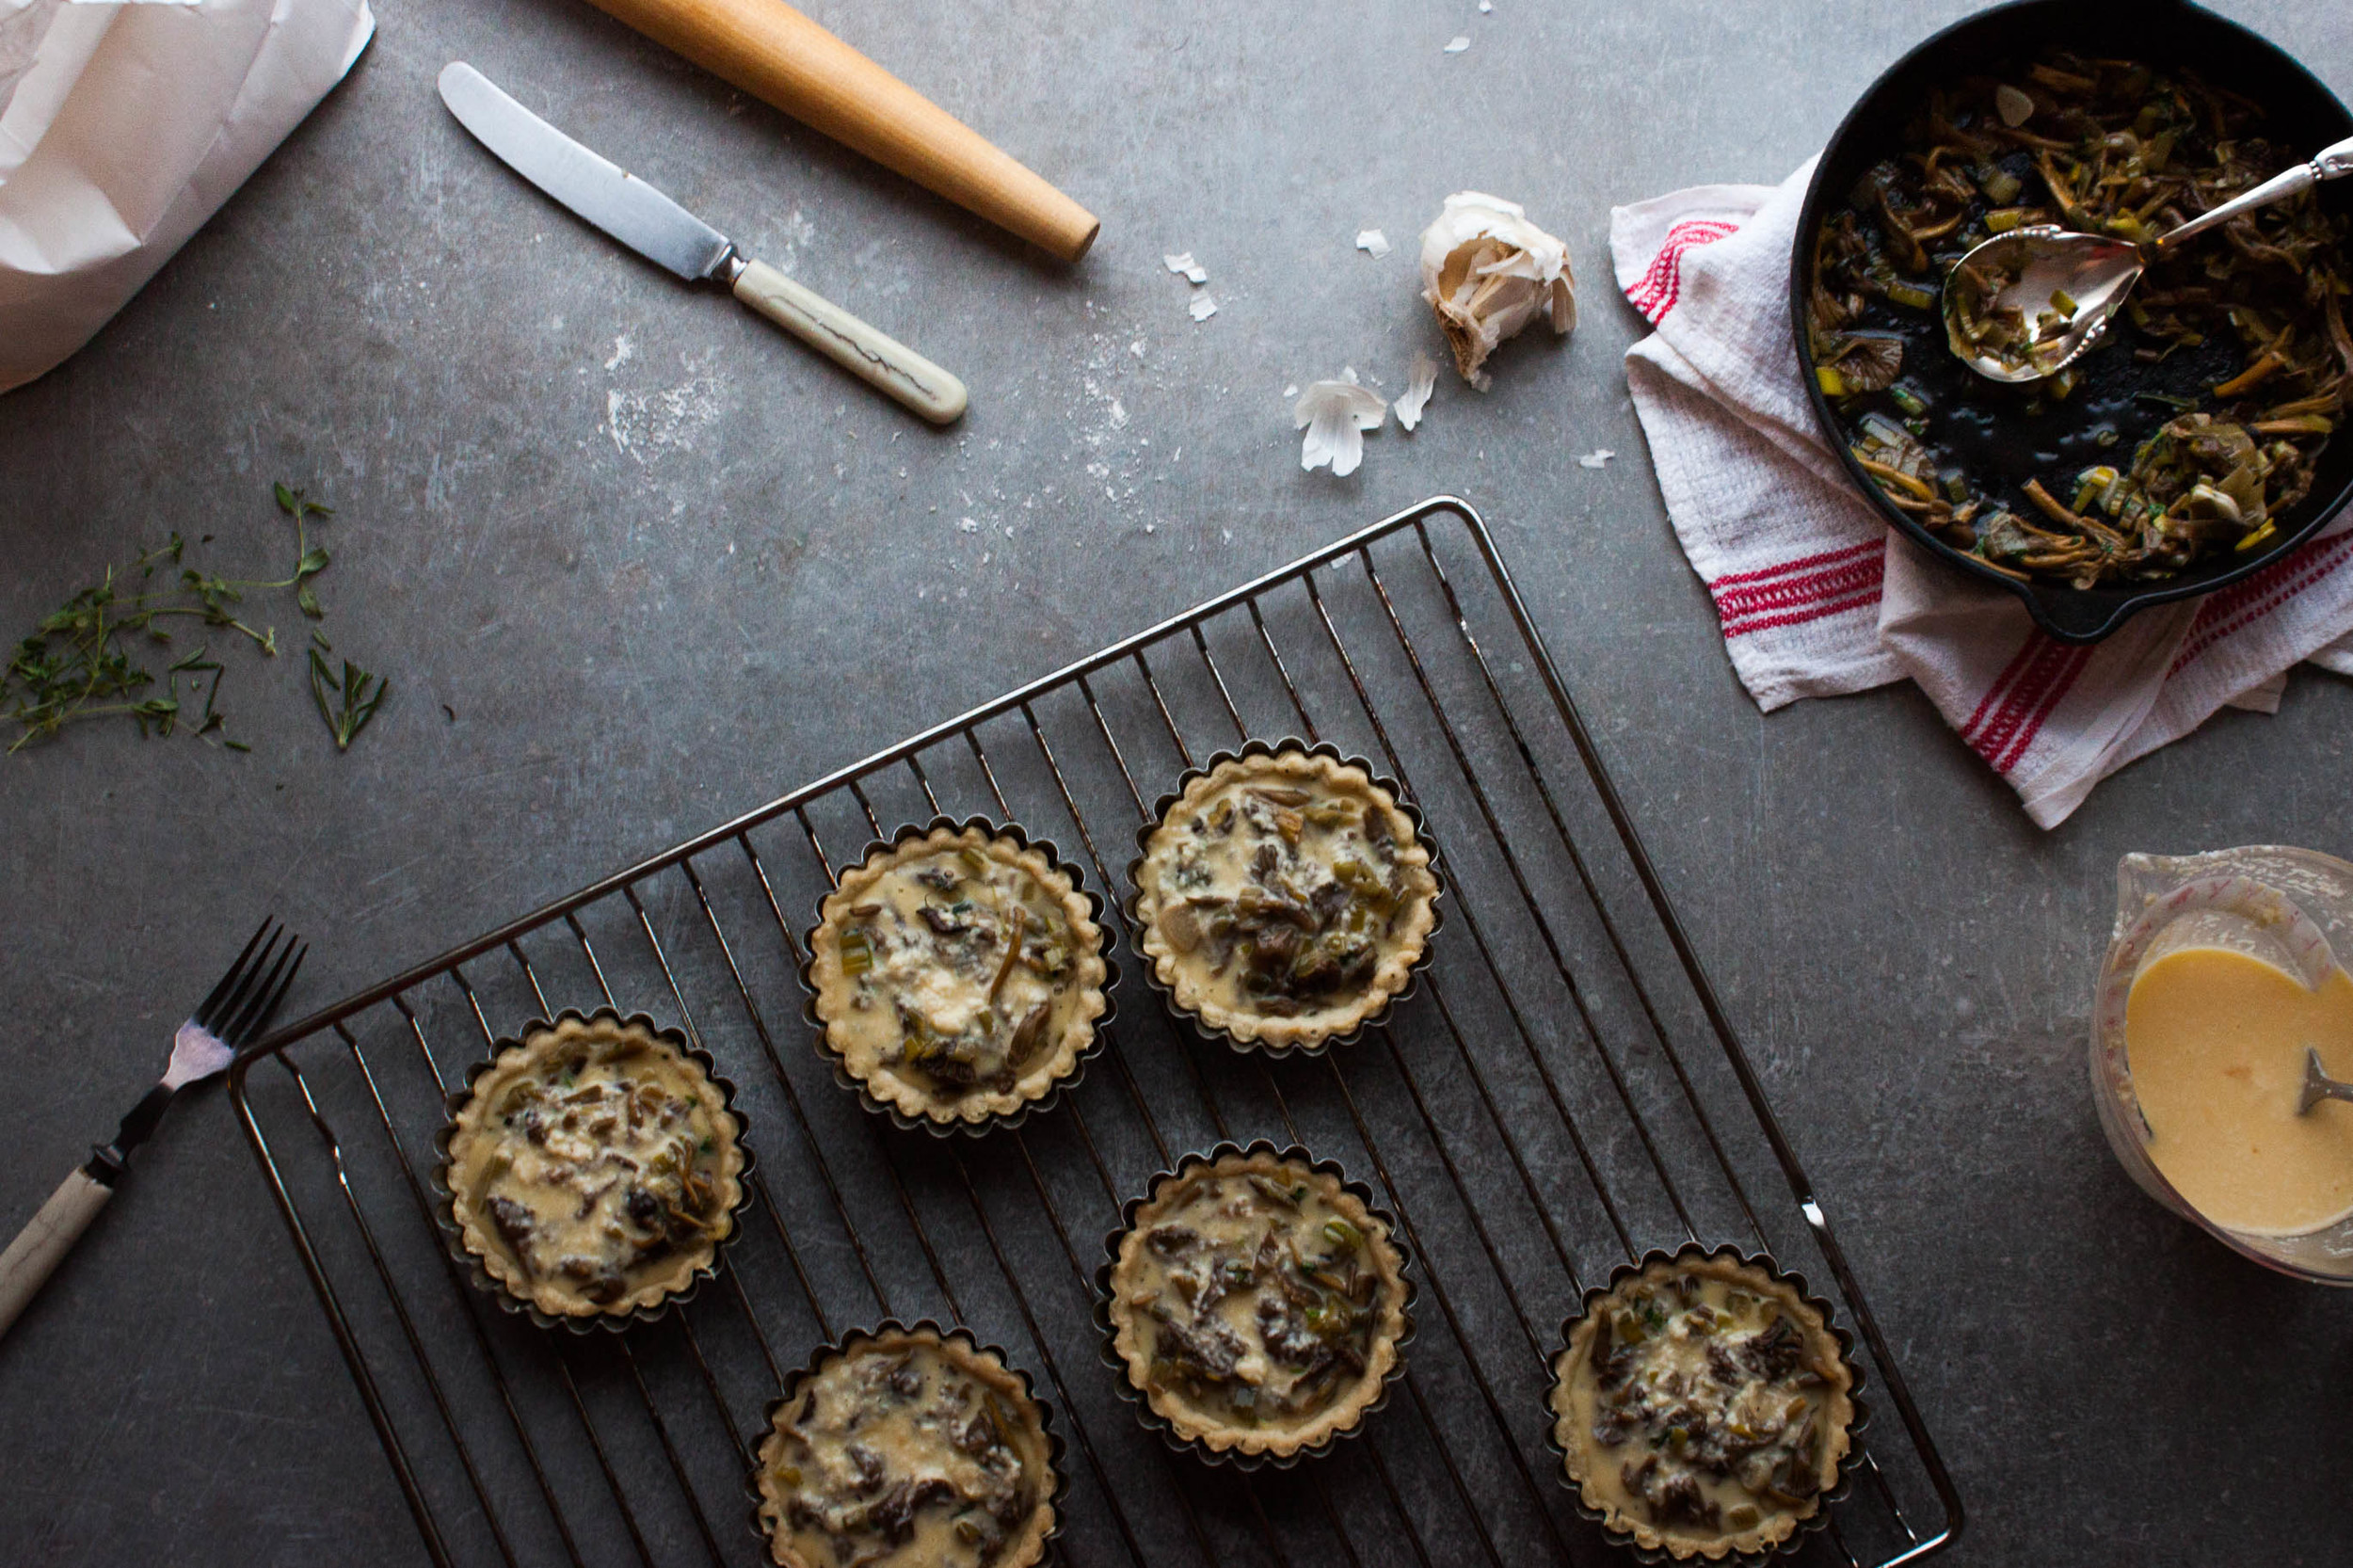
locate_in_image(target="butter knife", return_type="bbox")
[438,61,966,424]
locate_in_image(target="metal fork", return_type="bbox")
[0,919,306,1341]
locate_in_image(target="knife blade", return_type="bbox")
[437,62,966,424]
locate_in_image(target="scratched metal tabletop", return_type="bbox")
[2,2,2349,1563]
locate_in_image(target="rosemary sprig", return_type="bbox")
[3,482,385,754]
[309,648,388,751]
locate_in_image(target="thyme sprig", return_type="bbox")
[309,647,388,751]
[2,482,387,753]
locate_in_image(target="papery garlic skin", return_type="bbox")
[1394,351,1436,432]
[1294,371,1388,477]
[1417,192,1576,390]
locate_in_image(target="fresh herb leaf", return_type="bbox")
[309,648,388,751]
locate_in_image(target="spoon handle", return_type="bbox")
[2159,135,2353,252]
[2299,1046,2353,1116]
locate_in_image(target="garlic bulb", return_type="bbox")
[1417,192,1576,390]
[1293,369,1387,477]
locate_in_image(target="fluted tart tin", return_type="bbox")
[747,1319,1067,1568]
[1094,1140,1416,1468]
[432,1006,754,1333]
[1125,738,1444,1058]
[1546,1243,1868,1565]
[799,815,1115,1137]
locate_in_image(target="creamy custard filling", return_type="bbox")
[829,843,1084,1100]
[1560,1266,1846,1549]
[760,1336,1048,1568]
[2125,948,2353,1235]
[1144,762,1426,1028]
[1119,1165,1391,1434]
[454,1029,731,1309]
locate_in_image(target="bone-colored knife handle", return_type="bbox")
[733,259,967,424]
[0,1168,111,1341]
[576,0,1097,262]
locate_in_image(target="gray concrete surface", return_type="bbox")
[4,0,2352,1562]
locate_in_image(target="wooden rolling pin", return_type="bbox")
[580,0,1099,262]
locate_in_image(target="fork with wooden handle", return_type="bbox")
[0,920,305,1341]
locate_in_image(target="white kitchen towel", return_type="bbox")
[0,0,374,393]
[1611,158,2353,829]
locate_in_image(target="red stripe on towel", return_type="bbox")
[1709,538,1885,590]
[1627,219,1738,322]
[1713,543,1887,638]
[2167,532,2353,679]
[1963,636,2091,776]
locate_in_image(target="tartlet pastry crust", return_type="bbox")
[1549,1250,1857,1561]
[442,1011,746,1321]
[752,1323,1058,1568]
[1106,1147,1409,1459]
[1131,745,1439,1051]
[808,823,1109,1128]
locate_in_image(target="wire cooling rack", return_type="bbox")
[232,497,1961,1567]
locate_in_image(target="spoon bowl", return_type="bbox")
[1945,131,2353,384]
[1942,225,2143,383]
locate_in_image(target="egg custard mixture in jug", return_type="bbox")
[2125,948,2353,1236]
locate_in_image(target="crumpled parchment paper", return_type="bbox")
[0,0,374,393]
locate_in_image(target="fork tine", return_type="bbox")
[226,939,305,1049]
[193,918,277,1029]
[201,927,285,1037]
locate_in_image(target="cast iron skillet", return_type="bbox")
[1791,0,2353,644]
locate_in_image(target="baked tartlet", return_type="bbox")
[1549,1248,1860,1561]
[438,1009,748,1323]
[752,1322,1061,1568]
[806,820,1111,1130]
[1128,742,1441,1053]
[1099,1144,1412,1462]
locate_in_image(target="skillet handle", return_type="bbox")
[2020,583,2130,645]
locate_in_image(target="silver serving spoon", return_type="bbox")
[2298,1046,2353,1116]
[1944,134,2353,384]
